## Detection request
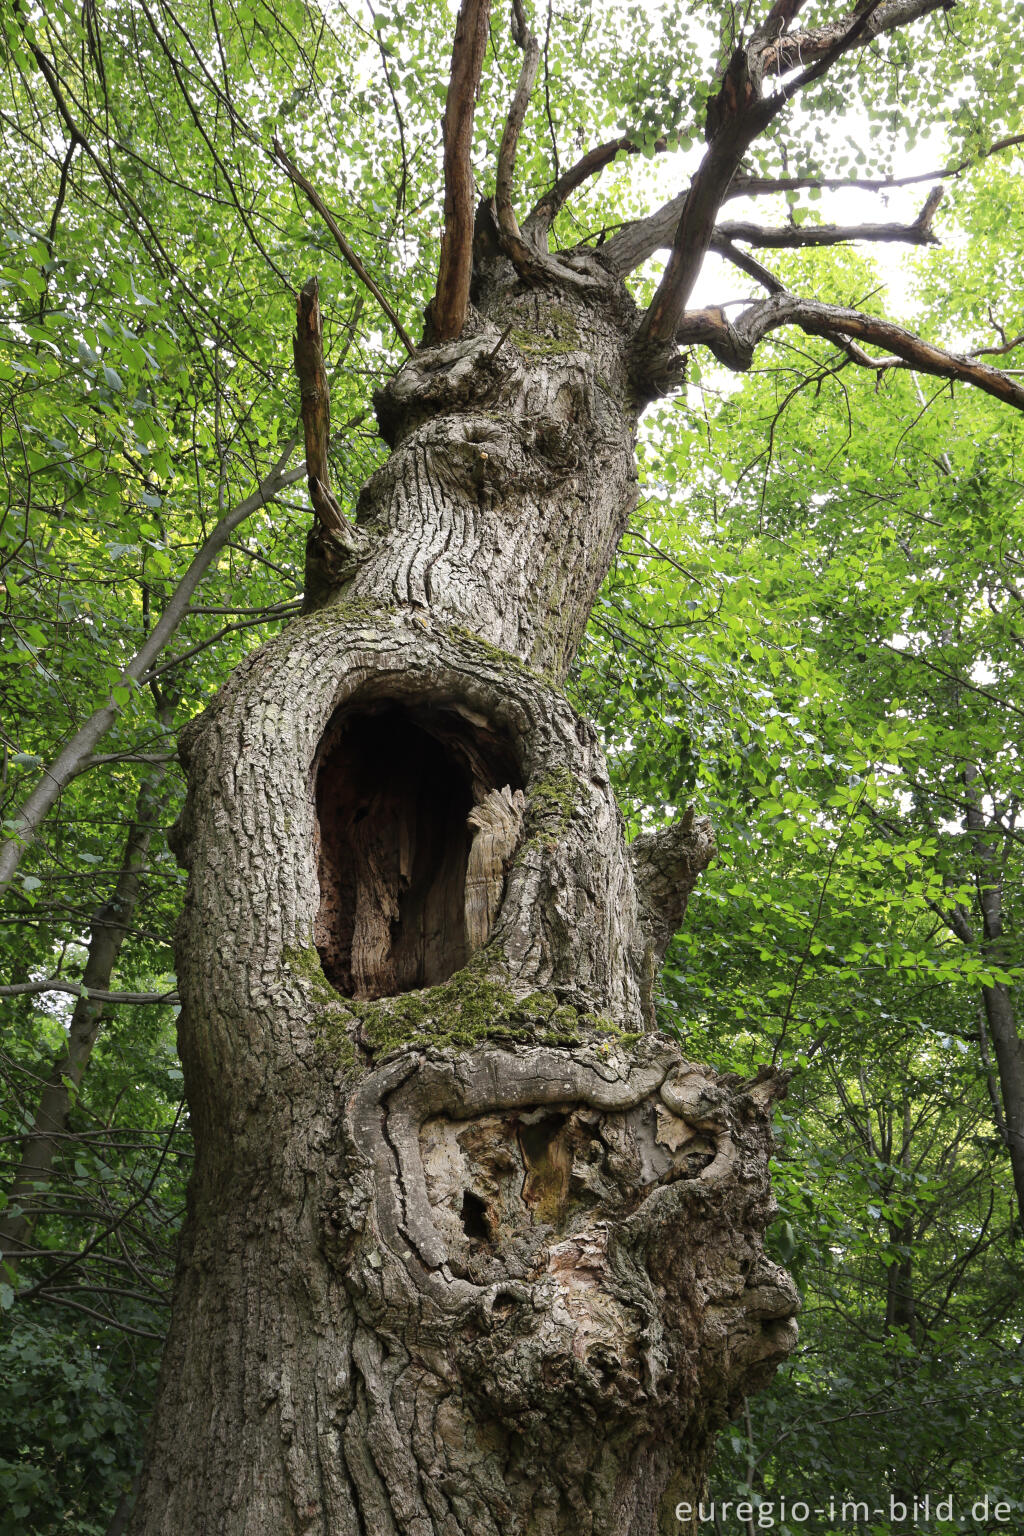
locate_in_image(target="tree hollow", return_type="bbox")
[314,697,520,998]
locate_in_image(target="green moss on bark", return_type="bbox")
[443,622,540,681]
[283,944,637,1065]
[511,308,581,357]
[525,767,577,839]
[342,971,585,1057]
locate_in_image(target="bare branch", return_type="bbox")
[709,236,786,294]
[600,188,686,276]
[428,0,493,341]
[140,605,304,685]
[484,0,603,290]
[289,277,371,604]
[366,0,410,212]
[604,191,942,278]
[0,438,301,895]
[972,331,1024,359]
[495,0,541,248]
[727,132,1024,200]
[272,140,415,354]
[717,188,943,249]
[292,277,366,544]
[674,293,1024,411]
[0,978,179,1004]
[634,0,952,352]
[525,134,665,238]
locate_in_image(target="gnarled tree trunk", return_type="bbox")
[128,251,797,1536]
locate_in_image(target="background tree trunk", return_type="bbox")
[128,255,798,1536]
[0,754,173,1268]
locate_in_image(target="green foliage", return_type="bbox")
[576,225,1024,1529]
[0,1312,150,1535]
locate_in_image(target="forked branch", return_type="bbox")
[429,0,493,340]
[482,0,604,289]
[635,0,953,351]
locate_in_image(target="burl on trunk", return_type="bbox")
[129,249,797,1536]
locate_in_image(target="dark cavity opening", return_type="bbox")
[314,698,519,999]
[518,1112,573,1229]
[518,1112,569,1171]
[460,1190,492,1244]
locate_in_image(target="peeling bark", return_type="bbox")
[129,253,797,1535]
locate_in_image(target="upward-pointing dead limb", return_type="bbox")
[428,0,493,340]
[292,276,370,605]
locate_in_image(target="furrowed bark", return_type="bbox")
[722,134,1024,202]
[128,245,798,1536]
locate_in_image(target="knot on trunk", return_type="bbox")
[628,334,687,401]
[630,808,716,962]
[303,519,371,613]
[328,1042,799,1532]
[373,322,521,447]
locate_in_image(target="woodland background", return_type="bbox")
[0,0,1022,1530]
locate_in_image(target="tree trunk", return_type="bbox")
[962,766,1024,1224]
[128,253,797,1536]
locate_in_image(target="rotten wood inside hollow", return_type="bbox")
[314,697,521,998]
[465,785,525,954]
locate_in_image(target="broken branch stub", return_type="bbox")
[293,277,369,607]
[631,810,718,962]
